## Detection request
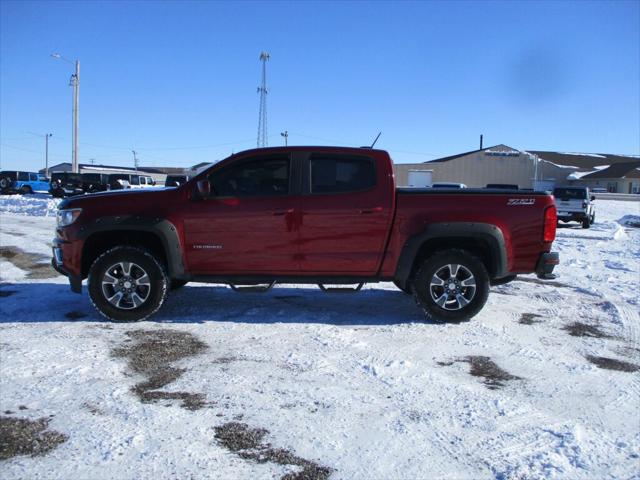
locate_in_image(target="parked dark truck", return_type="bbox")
[52,147,559,322]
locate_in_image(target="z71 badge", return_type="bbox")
[507,198,536,206]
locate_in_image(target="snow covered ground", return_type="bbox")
[1,194,639,479]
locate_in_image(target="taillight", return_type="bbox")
[582,200,588,208]
[543,206,557,242]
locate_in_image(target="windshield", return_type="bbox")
[553,188,586,200]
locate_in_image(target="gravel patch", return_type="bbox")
[112,329,208,410]
[0,416,67,460]
[214,422,332,480]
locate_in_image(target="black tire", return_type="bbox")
[88,246,168,321]
[0,176,11,193]
[582,217,590,229]
[393,280,412,295]
[412,249,489,323]
[20,185,33,195]
[170,279,188,290]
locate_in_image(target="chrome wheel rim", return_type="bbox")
[429,263,476,311]
[101,262,151,310]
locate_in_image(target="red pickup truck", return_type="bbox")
[52,146,558,322]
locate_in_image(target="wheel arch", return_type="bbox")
[394,223,508,290]
[79,217,185,279]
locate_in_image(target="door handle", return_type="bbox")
[359,207,383,214]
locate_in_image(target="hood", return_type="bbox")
[59,187,180,211]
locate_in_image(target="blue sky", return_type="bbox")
[1,0,638,172]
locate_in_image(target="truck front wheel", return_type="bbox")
[88,246,168,321]
[412,249,489,323]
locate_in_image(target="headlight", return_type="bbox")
[57,208,82,227]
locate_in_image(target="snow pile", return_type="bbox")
[0,194,60,217]
[618,215,640,228]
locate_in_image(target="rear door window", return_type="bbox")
[130,175,140,185]
[18,172,29,181]
[309,155,376,194]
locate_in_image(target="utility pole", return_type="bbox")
[45,133,52,177]
[51,54,80,173]
[72,60,80,174]
[27,131,53,176]
[257,52,270,148]
[280,131,288,146]
[132,150,139,172]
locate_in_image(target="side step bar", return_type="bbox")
[318,283,364,293]
[229,282,275,293]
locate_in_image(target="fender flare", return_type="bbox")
[394,222,508,290]
[77,215,185,278]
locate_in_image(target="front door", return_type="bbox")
[183,154,300,275]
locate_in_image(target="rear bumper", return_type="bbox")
[557,212,587,222]
[536,252,559,279]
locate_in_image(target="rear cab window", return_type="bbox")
[309,154,376,194]
[553,188,586,200]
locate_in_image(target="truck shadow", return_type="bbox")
[0,282,427,326]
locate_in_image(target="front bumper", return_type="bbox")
[52,239,82,293]
[536,252,559,280]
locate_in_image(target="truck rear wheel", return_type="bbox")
[412,249,489,323]
[88,246,168,321]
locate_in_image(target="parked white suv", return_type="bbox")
[129,175,157,189]
[553,186,595,229]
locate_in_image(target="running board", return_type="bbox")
[229,282,275,293]
[318,283,364,293]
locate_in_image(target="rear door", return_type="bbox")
[298,152,394,274]
[183,153,301,275]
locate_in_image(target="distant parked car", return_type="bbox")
[106,174,155,190]
[50,173,83,197]
[165,175,190,187]
[139,175,156,187]
[591,187,607,193]
[486,183,519,190]
[553,186,595,228]
[51,172,110,197]
[431,182,467,189]
[106,174,132,190]
[0,171,49,194]
[80,173,111,194]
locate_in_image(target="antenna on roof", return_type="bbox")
[370,132,381,148]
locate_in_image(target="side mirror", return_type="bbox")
[590,195,595,201]
[196,179,211,198]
